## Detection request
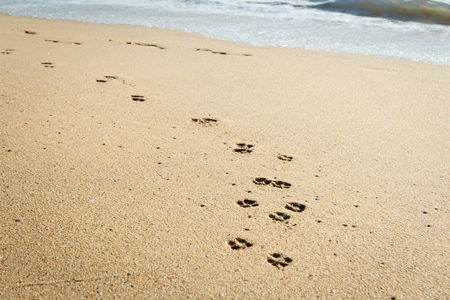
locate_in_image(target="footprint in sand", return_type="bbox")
[253,177,291,189]
[269,212,291,223]
[278,154,293,161]
[285,202,306,213]
[191,118,218,125]
[1,49,14,54]
[237,199,259,208]
[127,42,165,49]
[196,48,251,56]
[233,143,254,154]
[228,238,253,250]
[24,30,37,35]
[267,253,293,269]
[96,76,134,87]
[45,39,81,45]
[96,76,119,83]
[41,62,54,68]
[131,95,146,102]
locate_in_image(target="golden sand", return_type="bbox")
[1,13,449,299]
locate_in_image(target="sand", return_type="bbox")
[1,13,449,299]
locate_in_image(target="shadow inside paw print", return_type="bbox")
[278,154,293,161]
[272,180,291,189]
[237,199,259,208]
[267,253,293,269]
[41,62,54,68]
[96,75,119,83]
[285,202,306,213]
[233,143,254,154]
[253,177,272,186]
[191,118,218,125]
[253,177,291,189]
[228,238,253,250]
[1,49,14,54]
[131,95,145,102]
[269,212,291,222]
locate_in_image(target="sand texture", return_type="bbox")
[1,14,449,299]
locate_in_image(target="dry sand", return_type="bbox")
[1,13,449,299]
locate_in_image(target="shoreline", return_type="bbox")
[1,13,449,298]
[1,12,449,67]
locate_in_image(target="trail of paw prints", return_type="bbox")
[277,154,293,161]
[228,238,253,250]
[253,177,291,189]
[196,48,251,56]
[131,95,146,102]
[126,42,165,49]
[1,49,14,54]
[267,253,293,269]
[191,118,218,126]
[237,199,259,208]
[45,39,81,45]
[233,143,254,154]
[41,62,54,68]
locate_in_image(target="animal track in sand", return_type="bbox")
[45,39,81,45]
[1,49,14,54]
[278,154,293,161]
[41,62,54,68]
[234,143,254,154]
[127,42,165,49]
[196,48,251,56]
[191,118,218,125]
[96,76,134,86]
[24,30,36,35]
[285,202,306,213]
[131,95,146,102]
[237,199,259,208]
[96,76,119,83]
[269,212,291,223]
[267,253,293,269]
[228,238,253,250]
[253,177,291,189]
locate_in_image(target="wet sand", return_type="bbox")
[1,13,449,299]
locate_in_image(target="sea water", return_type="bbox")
[0,0,449,65]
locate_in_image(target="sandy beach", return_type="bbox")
[1,13,449,299]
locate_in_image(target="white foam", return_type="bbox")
[1,0,449,64]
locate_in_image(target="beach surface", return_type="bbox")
[1,14,449,299]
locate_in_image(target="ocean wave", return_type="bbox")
[263,0,450,25]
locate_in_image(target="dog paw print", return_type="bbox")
[41,62,54,68]
[1,49,14,54]
[97,76,119,83]
[237,199,259,208]
[233,143,254,154]
[191,118,218,125]
[272,180,292,189]
[269,212,291,223]
[253,177,291,189]
[285,202,306,213]
[131,95,145,102]
[228,238,253,250]
[278,154,293,161]
[253,177,272,186]
[267,253,293,269]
